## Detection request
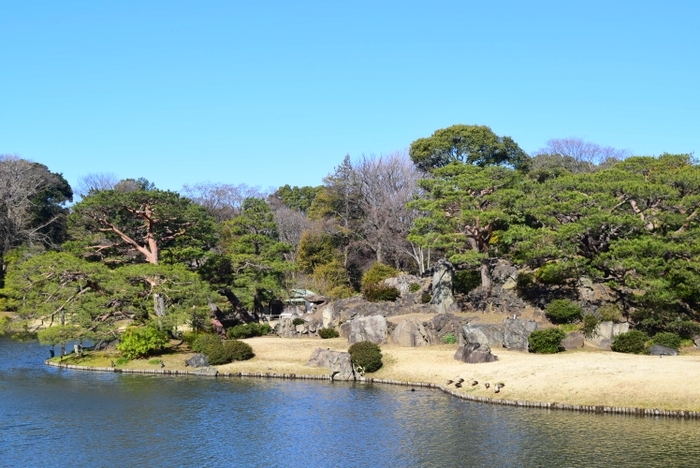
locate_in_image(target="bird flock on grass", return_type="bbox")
[445,378,505,394]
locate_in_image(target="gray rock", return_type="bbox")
[307,348,355,380]
[432,259,457,313]
[390,319,435,347]
[694,335,700,349]
[561,332,584,350]
[454,343,498,364]
[185,353,210,368]
[348,315,387,345]
[586,321,629,350]
[190,367,218,376]
[384,274,423,295]
[648,345,679,356]
[503,318,538,351]
[461,323,504,348]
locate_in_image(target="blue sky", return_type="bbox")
[2,1,698,195]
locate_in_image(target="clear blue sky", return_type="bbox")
[2,1,698,194]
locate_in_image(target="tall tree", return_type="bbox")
[409,125,530,172]
[68,188,216,266]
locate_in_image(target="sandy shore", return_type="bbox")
[211,336,700,413]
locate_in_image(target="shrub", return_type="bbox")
[361,263,399,288]
[114,357,130,366]
[408,282,421,293]
[528,328,566,354]
[453,270,481,294]
[598,304,623,323]
[535,263,573,285]
[328,285,355,299]
[226,323,271,340]
[545,299,583,324]
[318,328,340,339]
[190,333,222,354]
[420,292,432,304]
[651,332,682,350]
[206,339,254,365]
[672,320,700,339]
[442,333,457,344]
[516,272,535,290]
[117,326,169,359]
[611,330,650,354]
[348,341,383,373]
[581,314,600,338]
[362,283,400,302]
[292,317,306,326]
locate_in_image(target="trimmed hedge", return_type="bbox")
[545,299,583,324]
[651,332,682,350]
[318,328,340,339]
[528,328,566,354]
[611,330,649,354]
[348,341,383,373]
[362,283,400,302]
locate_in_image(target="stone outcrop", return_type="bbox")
[384,274,423,295]
[454,342,498,364]
[185,353,210,368]
[275,316,323,338]
[461,323,504,348]
[467,260,527,315]
[307,348,355,380]
[432,259,457,313]
[391,319,435,347]
[347,315,387,344]
[561,332,585,350]
[587,321,629,350]
[319,294,433,330]
[648,345,679,356]
[502,318,538,351]
[190,367,218,376]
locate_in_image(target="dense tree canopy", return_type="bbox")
[409,125,530,172]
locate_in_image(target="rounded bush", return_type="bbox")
[442,333,457,344]
[420,292,432,304]
[318,328,340,339]
[545,299,583,324]
[226,323,271,340]
[453,270,481,294]
[190,333,222,354]
[361,263,399,288]
[408,283,421,293]
[528,328,566,354]
[362,283,400,302]
[292,317,306,326]
[651,332,682,350]
[611,330,650,354]
[117,326,168,359]
[206,339,254,365]
[348,341,383,373]
[535,263,572,285]
[598,304,623,323]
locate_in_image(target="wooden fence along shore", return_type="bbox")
[46,360,700,420]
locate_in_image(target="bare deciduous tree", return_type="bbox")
[75,172,119,198]
[535,137,631,165]
[181,182,267,222]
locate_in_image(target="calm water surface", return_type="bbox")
[2,336,700,467]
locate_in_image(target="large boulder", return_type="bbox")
[648,345,679,356]
[432,259,457,313]
[347,315,387,344]
[307,348,356,380]
[561,332,585,350]
[587,321,629,350]
[454,343,498,364]
[461,323,504,348]
[502,318,538,351]
[390,319,435,347]
[185,353,210,368]
[384,274,423,295]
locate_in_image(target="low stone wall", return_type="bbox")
[46,360,700,420]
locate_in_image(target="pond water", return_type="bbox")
[1,335,700,467]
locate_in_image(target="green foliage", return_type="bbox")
[362,283,400,302]
[581,314,600,339]
[148,358,163,365]
[348,341,383,373]
[206,339,255,365]
[651,332,682,350]
[37,325,80,347]
[226,322,271,340]
[453,270,481,294]
[297,231,338,274]
[272,185,322,213]
[0,316,9,335]
[190,333,222,354]
[327,285,355,300]
[117,326,169,359]
[292,317,305,326]
[528,328,566,353]
[611,330,650,354]
[516,272,535,290]
[408,282,421,293]
[420,292,432,304]
[318,328,340,339]
[114,357,129,366]
[597,304,624,323]
[535,263,573,285]
[310,259,353,297]
[442,333,457,344]
[361,263,399,288]
[68,188,216,265]
[409,124,529,172]
[545,299,583,324]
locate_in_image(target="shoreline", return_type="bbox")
[45,336,700,420]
